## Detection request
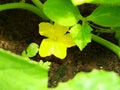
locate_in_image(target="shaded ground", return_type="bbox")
[0,0,120,88]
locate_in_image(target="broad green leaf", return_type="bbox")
[70,23,92,50]
[71,0,120,5]
[87,5,120,27]
[54,69,120,90]
[0,48,50,90]
[44,0,82,26]
[91,0,120,5]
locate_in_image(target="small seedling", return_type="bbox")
[22,43,39,58]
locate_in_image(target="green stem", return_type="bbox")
[31,0,43,10]
[0,3,49,20]
[92,34,120,58]
[88,22,110,30]
[96,29,114,33]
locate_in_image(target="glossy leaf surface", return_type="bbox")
[87,5,120,27]
[0,48,50,90]
[55,70,120,90]
[44,0,82,26]
[71,0,120,5]
[70,23,92,50]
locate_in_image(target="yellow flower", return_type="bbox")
[39,22,75,59]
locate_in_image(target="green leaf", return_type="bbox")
[71,0,120,5]
[44,0,82,26]
[55,69,120,90]
[91,0,120,5]
[87,5,120,27]
[71,0,93,5]
[70,23,92,50]
[0,48,50,90]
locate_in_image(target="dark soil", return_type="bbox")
[0,0,120,88]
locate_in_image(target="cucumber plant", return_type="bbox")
[0,0,120,59]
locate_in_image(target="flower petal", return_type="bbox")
[39,22,54,38]
[39,39,53,57]
[54,23,69,36]
[60,33,76,47]
[52,42,67,59]
[39,39,67,59]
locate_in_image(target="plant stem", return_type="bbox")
[0,3,49,20]
[31,0,43,10]
[92,34,120,58]
[95,29,114,34]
